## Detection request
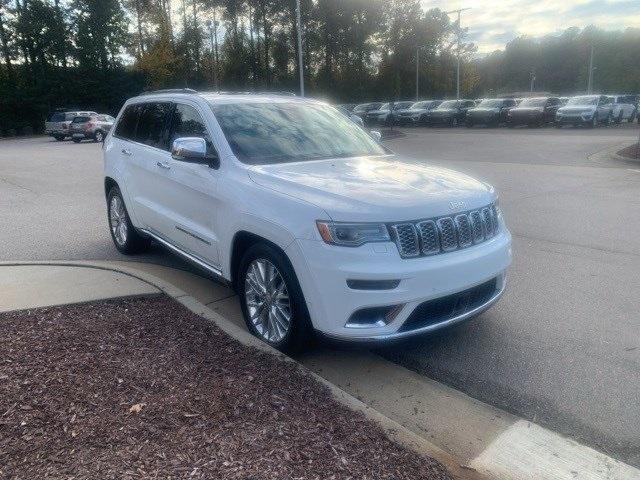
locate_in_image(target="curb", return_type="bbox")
[588,140,640,165]
[0,260,482,480]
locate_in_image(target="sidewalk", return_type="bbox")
[2,262,639,480]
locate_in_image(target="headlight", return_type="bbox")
[316,221,390,247]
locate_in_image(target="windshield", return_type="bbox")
[49,112,65,122]
[411,102,427,109]
[519,98,547,107]
[478,99,503,108]
[394,102,413,109]
[210,102,387,165]
[437,100,458,109]
[567,96,598,106]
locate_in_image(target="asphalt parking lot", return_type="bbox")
[1,124,639,466]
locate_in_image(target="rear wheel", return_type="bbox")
[628,110,637,123]
[107,186,150,255]
[238,243,312,353]
[72,138,81,143]
[53,134,65,141]
[94,130,105,143]
[615,111,623,124]
[451,117,459,127]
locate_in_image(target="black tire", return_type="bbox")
[615,112,623,124]
[587,114,598,128]
[54,135,65,141]
[238,242,313,353]
[94,130,105,143]
[450,117,459,127]
[554,122,563,128]
[72,138,81,143]
[106,186,150,255]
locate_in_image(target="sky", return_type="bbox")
[420,0,640,54]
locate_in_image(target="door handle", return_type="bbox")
[121,149,132,156]
[156,161,171,170]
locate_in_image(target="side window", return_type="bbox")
[170,104,214,154]
[134,102,172,150]
[114,105,140,140]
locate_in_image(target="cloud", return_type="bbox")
[420,0,640,53]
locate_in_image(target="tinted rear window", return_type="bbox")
[134,103,172,150]
[114,105,141,140]
[72,116,91,123]
[49,113,66,122]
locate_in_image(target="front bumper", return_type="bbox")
[556,112,593,124]
[286,228,512,341]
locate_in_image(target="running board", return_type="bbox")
[140,228,225,280]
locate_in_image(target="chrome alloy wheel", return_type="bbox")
[244,258,292,343]
[109,195,128,247]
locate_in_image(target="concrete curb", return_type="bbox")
[588,140,639,165]
[0,260,482,480]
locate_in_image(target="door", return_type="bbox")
[116,102,175,236]
[160,102,222,267]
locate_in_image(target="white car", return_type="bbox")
[608,95,638,123]
[103,91,512,352]
[555,95,613,127]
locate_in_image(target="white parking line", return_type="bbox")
[470,420,640,480]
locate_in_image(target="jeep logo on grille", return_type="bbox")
[449,200,466,211]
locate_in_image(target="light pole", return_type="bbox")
[416,46,425,101]
[530,70,536,93]
[587,45,594,94]
[445,8,470,100]
[295,0,304,97]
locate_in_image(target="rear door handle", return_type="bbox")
[121,149,132,156]
[156,161,171,170]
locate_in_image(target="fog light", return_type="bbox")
[345,303,406,328]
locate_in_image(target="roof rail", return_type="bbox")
[140,88,198,96]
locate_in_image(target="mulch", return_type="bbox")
[0,295,452,479]
[618,142,639,160]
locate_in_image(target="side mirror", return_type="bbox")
[370,130,382,143]
[171,137,219,168]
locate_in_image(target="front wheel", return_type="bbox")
[588,114,598,128]
[94,130,105,143]
[238,243,312,353]
[451,117,459,127]
[53,134,65,141]
[107,186,150,254]
[72,138,81,143]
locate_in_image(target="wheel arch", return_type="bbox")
[229,231,294,291]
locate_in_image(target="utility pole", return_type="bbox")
[295,0,304,97]
[446,8,470,100]
[587,45,594,94]
[416,46,425,101]
[530,70,536,93]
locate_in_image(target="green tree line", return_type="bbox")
[0,0,638,135]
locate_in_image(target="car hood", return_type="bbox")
[247,156,494,222]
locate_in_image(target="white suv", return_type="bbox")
[103,90,512,352]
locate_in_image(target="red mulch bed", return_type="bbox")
[0,296,452,479]
[618,142,639,159]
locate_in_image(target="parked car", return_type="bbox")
[395,100,443,125]
[608,95,638,123]
[103,91,511,352]
[338,103,356,113]
[70,114,116,143]
[336,106,364,127]
[465,98,517,127]
[352,102,383,119]
[366,101,415,126]
[558,97,569,105]
[424,99,476,127]
[555,95,613,128]
[506,97,562,127]
[45,110,97,141]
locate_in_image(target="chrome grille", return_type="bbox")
[416,220,439,255]
[390,223,420,258]
[437,217,458,252]
[390,203,499,259]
